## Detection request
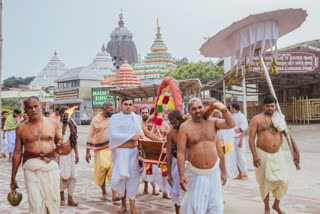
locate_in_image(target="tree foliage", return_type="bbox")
[3,76,35,88]
[1,99,22,114]
[165,62,224,84]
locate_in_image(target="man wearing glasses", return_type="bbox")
[109,97,161,214]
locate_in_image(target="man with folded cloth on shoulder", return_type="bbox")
[178,98,235,214]
[109,97,161,214]
[86,101,120,201]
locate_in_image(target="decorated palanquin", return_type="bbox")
[138,77,183,177]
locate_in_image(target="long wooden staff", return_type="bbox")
[259,53,300,170]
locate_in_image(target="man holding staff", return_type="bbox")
[177,98,235,214]
[249,96,300,214]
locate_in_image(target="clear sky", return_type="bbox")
[2,0,320,79]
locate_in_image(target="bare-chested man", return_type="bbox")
[249,96,300,214]
[167,109,184,214]
[10,96,65,213]
[177,98,235,214]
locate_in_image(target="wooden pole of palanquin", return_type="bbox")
[259,53,300,170]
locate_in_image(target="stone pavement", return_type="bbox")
[0,124,320,214]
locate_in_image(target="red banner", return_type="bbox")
[249,52,319,74]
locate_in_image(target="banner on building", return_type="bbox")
[250,52,319,74]
[92,88,114,109]
[54,89,79,101]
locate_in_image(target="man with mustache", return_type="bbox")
[249,96,300,214]
[86,101,120,201]
[10,96,65,213]
[167,109,184,214]
[177,98,235,214]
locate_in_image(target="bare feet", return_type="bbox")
[68,199,79,206]
[264,209,270,214]
[130,210,140,214]
[152,188,159,196]
[112,190,121,201]
[101,193,108,201]
[0,153,6,158]
[234,175,242,179]
[60,200,65,206]
[240,174,248,180]
[8,157,12,162]
[162,192,171,200]
[117,206,127,213]
[272,205,285,214]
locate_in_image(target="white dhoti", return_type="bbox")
[111,147,140,200]
[256,148,288,200]
[168,157,180,205]
[181,159,223,214]
[140,164,157,187]
[234,137,247,174]
[6,130,16,155]
[23,159,60,214]
[0,131,8,154]
[57,150,76,196]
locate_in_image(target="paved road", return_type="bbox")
[0,124,319,213]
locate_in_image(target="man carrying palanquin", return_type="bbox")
[166,109,184,214]
[109,97,161,214]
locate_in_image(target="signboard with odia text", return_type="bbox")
[92,88,114,109]
[54,89,79,101]
[250,52,319,74]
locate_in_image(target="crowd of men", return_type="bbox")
[6,95,299,214]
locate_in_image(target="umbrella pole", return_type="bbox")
[259,54,300,170]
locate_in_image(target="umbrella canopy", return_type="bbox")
[200,8,307,66]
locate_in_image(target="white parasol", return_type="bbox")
[200,8,307,170]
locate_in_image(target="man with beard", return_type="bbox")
[178,98,235,214]
[57,106,79,206]
[86,101,120,201]
[10,96,65,213]
[249,96,300,214]
[167,109,184,214]
[139,107,159,196]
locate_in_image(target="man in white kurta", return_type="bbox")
[109,98,161,214]
[230,102,248,180]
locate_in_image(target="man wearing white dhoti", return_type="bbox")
[167,109,184,214]
[10,96,66,214]
[109,97,161,214]
[213,110,238,179]
[57,106,79,206]
[249,96,300,214]
[230,102,249,180]
[177,98,235,214]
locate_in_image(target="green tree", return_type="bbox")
[1,99,21,113]
[3,76,35,88]
[165,62,224,84]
